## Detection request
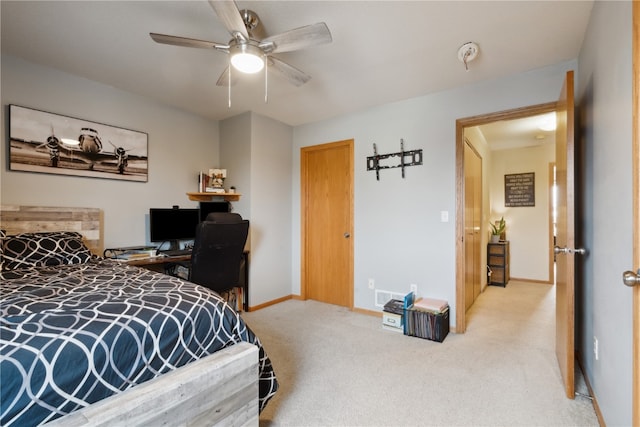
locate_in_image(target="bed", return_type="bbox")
[0,205,278,426]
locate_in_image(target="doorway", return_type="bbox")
[455,102,557,333]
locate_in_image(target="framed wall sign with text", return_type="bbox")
[504,172,535,207]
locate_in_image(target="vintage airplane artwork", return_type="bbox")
[9,105,148,182]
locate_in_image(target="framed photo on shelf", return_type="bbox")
[8,104,148,182]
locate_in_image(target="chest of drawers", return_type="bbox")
[487,241,510,286]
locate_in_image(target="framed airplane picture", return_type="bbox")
[8,105,148,182]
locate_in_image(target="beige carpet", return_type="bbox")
[242,281,598,426]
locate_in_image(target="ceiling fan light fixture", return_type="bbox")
[230,43,264,74]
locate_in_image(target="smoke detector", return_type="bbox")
[458,42,479,71]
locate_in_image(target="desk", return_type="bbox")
[126,254,191,268]
[124,253,250,312]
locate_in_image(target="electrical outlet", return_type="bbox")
[368,278,375,289]
[593,336,599,361]
[410,283,418,294]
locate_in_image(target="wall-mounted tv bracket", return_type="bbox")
[366,139,423,180]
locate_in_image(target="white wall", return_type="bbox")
[220,112,293,307]
[292,60,577,325]
[577,1,633,425]
[220,112,252,218]
[1,55,219,249]
[489,144,554,282]
[250,114,293,305]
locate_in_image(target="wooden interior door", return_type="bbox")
[554,70,576,399]
[301,139,354,308]
[632,2,639,422]
[464,140,482,310]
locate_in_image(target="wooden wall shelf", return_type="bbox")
[186,192,241,202]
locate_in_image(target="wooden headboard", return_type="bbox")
[0,205,104,255]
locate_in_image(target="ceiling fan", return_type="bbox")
[150,0,332,88]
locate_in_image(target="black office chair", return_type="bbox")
[205,212,243,223]
[189,213,249,299]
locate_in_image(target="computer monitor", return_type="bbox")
[199,201,231,221]
[149,208,200,251]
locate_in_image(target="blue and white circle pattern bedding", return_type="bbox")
[0,258,278,426]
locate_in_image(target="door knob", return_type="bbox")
[622,269,640,287]
[344,232,351,238]
[554,246,569,255]
[554,246,586,255]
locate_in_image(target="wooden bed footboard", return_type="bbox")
[47,342,259,427]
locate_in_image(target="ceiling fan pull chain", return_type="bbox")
[228,63,232,108]
[264,55,268,103]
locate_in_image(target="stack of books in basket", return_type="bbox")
[404,293,450,343]
[382,292,450,343]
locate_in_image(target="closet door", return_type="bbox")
[464,140,482,311]
[301,139,354,308]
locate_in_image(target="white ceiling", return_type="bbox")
[477,112,557,151]
[1,0,593,133]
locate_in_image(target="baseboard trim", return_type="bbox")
[509,277,553,285]
[253,297,457,334]
[249,295,293,311]
[352,307,381,317]
[576,352,605,427]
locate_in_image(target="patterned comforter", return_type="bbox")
[0,258,278,426]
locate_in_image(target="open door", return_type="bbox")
[631,2,639,423]
[554,70,579,399]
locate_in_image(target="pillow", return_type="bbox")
[1,231,92,271]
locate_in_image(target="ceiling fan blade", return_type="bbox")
[269,57,311,87]
[261,22,332,54]
[208,0,249,40]
[216,66,239,87]
[150,33,228,50]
